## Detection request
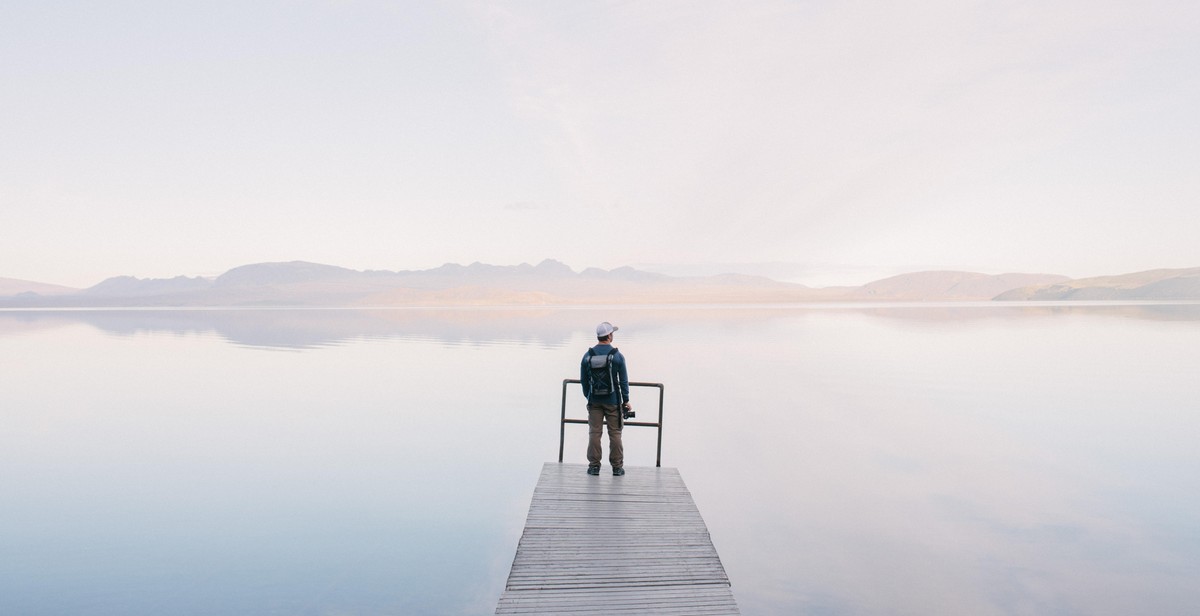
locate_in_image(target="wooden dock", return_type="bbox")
[495,462,740,615]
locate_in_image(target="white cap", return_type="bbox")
[595,321,618,338]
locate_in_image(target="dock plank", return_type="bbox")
[496,463,739,615]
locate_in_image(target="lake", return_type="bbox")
[2,303,1198,615]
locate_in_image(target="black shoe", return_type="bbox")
[587,466,600,475]
[612,467,625,476]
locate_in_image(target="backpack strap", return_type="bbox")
[587,346,617,360]
[607,348,622,405]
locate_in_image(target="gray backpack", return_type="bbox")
[586,347,618,396]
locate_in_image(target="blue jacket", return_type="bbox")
[580,344,629,405]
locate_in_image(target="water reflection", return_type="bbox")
[0,308,581,349]
[2,302,1198,349]
[659,304,1200,615]
[2,303,1198,615]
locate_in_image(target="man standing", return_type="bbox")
[581,321,632,476]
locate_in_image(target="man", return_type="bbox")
[580,321,632,476]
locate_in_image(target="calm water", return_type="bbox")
[2,304,1198,615]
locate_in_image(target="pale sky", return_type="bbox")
[2,1,1198,288]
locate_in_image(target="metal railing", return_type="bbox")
[559,380,665,467]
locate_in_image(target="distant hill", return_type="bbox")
[0,277,79,297]
[850,271,1070,301]
[995,267,1200,301]
[214,262,361,287]
[85,275,212,297]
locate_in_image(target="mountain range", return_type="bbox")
[1,261,1197,307]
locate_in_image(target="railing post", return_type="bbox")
[656,383,664,467]
[559,379,569,463]
[559,379,664,466]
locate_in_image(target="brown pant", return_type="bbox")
[587,403,623,469]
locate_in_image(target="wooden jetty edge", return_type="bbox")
[496,462,740,615]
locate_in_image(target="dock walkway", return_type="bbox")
[496,462,739,615]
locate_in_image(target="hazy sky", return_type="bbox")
[3,1,1198,288]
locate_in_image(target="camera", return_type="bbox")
[622,406,635,420]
